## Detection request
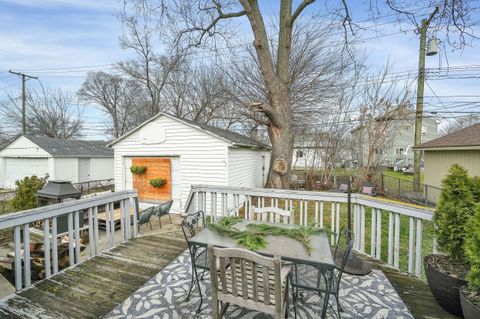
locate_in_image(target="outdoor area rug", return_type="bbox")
[105,250,413,319]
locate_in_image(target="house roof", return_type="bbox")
[23,135,113,157]
[414,123,480,151]
[108,112,271,150]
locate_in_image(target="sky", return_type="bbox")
[0,0,479,140]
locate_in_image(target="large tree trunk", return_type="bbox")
[265,89,294,189]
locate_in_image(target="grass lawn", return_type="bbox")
[247,197,435,279]
[382,170,425,184]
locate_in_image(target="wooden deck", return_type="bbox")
[0,230,186,319]
[0,221,459,319]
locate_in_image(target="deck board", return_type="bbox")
[0,222,460,319]
[0,234,187,319]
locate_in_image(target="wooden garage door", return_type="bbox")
[132,157,171,201]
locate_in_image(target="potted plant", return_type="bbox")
[130,165,147,175]
[150,178,166,188]
[424,164,474,316]
[460,204,480,318]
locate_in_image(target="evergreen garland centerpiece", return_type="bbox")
[207,216,324,255]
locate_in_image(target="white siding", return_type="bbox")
[55,158,78,182]
[227,147,270,188]
[2,158,49,188]
[112,115,230,211]
[90,158,114,181]
[0,136,50,158]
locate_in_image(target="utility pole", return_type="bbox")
[413,6,439,191]
[8,70,38,135]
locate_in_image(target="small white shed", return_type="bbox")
[0,135,114,189]
[108,113,271,212]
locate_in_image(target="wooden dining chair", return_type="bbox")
[249,206,293,224]
[208,245,293,319]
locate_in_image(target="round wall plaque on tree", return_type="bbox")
[273,158,288,175]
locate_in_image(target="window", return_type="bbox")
[297,150,304,158]
[375,148,383,155]
[404,125,411,132]
[395,147,404,155]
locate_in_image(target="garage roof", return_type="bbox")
[414,123,480,151]
[108,112,271,150]
[24,135,113,157]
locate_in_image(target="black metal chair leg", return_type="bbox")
[159,216,162,228]
[186,262,195,301]
[290,274,297,319]
[168,213,172,223]
[336,293,343,314]
[194,265,203,313]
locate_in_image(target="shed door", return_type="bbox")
[132,157,171,202]
[78,158,91,182]
[4,158,49,188]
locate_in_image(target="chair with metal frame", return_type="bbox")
[181,210,209,313]
[154,200,173,228]
[291,227,354,318]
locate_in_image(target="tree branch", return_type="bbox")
[290,0,315,25]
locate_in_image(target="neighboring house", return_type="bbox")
[414,123,480,200]
[108,112,271,212]
[0,135,114,189]
[352,112,438,169]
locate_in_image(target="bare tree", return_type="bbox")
[352,65,413,181]
[440,114,480,135]
[118,8,184,116]
[0,86,83,139]
[78,71,148,138]
[380,0,479,49]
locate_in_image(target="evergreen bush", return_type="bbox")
[11,175,47,211]
[465,204,480,296]
[434,164,475,263]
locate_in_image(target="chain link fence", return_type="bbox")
[291,171,441,208]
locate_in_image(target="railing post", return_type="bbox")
[88,208,95,256]
[375,209,382,260]
[360,205,365,252]
[14,225,22,291]
[388,212,394,266]
[23,224,31,288]
[52,217,58,274]
[393,213,400,269]
[370,208,376,257]
[68,212,75,267]
[415,218,423,277]
[74,211,81,264]
[43,218,51,278]
[408,217,415,274]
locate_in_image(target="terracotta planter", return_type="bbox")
[424,254,466,317]
[460,287,480,319]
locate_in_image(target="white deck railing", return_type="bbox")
[185,185,436,277]
[0,190,139,291]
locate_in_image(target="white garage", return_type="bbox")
[109,113,271,212]
[0,135,114,189]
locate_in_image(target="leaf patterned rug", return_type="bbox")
[105,250,413,319]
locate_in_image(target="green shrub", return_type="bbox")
[465,204,480,294]
[150,178,166,188]
[472,176,480,202]
[11,175,47,211]
[130,165,147,175]
[434,164,475,263]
